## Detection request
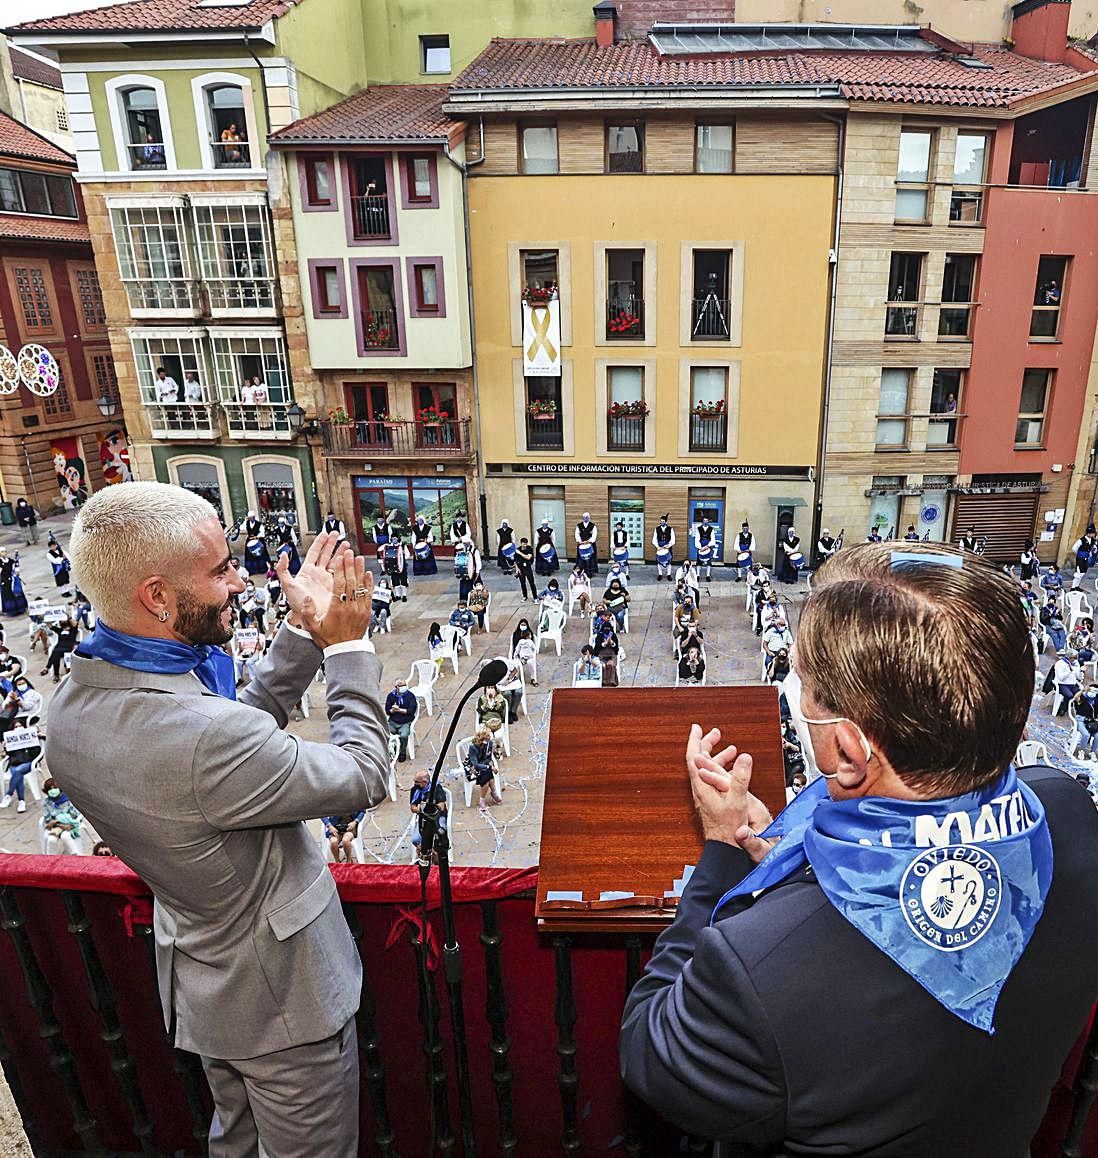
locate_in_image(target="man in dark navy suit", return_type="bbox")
[621,542,1098,1157]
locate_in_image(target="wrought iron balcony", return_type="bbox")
[606,297,645,341]
[690,296,731,340]
[607,414,645,452]
[322,417,472,457]
[689,412,727,452]
[144,401,216,440]
[125,141,166,171]
[350,192,391,239]
[210,138,252,168]
[0,858,1090,1156]
[222,401,294,440]
[525,409,564,451]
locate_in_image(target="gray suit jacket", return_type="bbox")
[46,626,390,1060]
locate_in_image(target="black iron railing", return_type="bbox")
[322,417,472,456]
[689,412,727,452]
[351,193,391,239]
[526,410,564,450]
[606,297,645,341]
[607,414,645,452]
[690,296,731,340]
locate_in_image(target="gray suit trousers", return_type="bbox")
[202,1017,359,1158]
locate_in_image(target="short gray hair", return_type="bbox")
[70,482,219,626]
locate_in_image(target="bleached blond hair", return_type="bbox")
[69,482,219,626]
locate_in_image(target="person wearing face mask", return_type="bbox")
[621,542,1098,1158]
[1071,685,1098,759]
[41,777,84,854]
[1052,649,1082,714]
[0,717,42,813]
[653,514,675,581]
[766,646,791,685]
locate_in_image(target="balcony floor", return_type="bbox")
[0,524,1087,864]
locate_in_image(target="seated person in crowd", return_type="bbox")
[324,811,365,864]
[385,675,418,762]
[781,719,806,787]
[766,647,791,685]
[763,616,794,657]
[41,777,83,855]
[602,578,630,630]
[410,769,447,862]
[427,621,446,668]
[92,840,114,856]
[510,617,538,686]
[675,560,701,603]
[0,718,41,812]
[1072,684,1098,760]
[0,646,21,683]
[496,659,526,723]
[476,684,508,755]
[1070,619,1095,665]
[449,600,475,642]
[592,617,621,688]
[569,565,592,618]
[1040,597,1068,654]
[673,596,701,653]
[678,643,705,685]
[463,726,502,811]
[575,644,602,683]
[537,579,565,631]
[676,618,705,659]
[605,560,630,592]
[1052,650,1082,715]
[467,580,490,632]
[368,575,394,637]
[231,615,265,686]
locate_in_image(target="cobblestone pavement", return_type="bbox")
[2,532,1080,865]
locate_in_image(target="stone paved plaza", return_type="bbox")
[0,521,1084,864]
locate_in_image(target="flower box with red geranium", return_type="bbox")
[326,406,350,425]
[692,399,726,418]
[606,400,649,419]
[522,285,557,306]
[416,405,449,426]
[607,311,642,337]
[528,398,558,420]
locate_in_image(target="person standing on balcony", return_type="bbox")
[621,543,1098,1157]
[155,366,181,404]
[50,483,389,1158]
[535,519,559,576]
[653,513,676,581]
[497,519,517,575]
[576,512,599,578]
[411,515,437,576]
[183,372,204,404]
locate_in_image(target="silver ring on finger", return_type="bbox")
[339,592,348,602]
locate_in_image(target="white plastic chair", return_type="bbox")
[384,734,400,802]
[1015,740,1049,767]
[39,816,86,855]
[536,606,567,656]
[571,659,602,689]
[408,659,439,716]
[568,581,590,617]
[437,626,461,675]
[456,736,503,807]
[494,655,528,718]
[481,591,492,633]
[1,744,44,802]
[1067,590,1094,633]
[406,714,417,761]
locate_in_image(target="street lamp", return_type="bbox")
[96,393,119,419]
[287,402,305,433]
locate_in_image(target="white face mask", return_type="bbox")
[783,667,872,783]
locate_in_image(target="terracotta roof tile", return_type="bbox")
[0,213,89,245]
[8,47,62,90]
[0,112,74,166]
[6,0,291,36]
[270,84,453,145]
[450,36,1098,108]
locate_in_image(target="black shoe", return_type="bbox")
[401,596,407,602]
[398,751,407,762]
[508,714,519,724]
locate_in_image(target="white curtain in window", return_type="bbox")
[690,366,726,405]
[608,365,643,403]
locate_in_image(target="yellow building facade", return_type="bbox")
[462,113,836,567]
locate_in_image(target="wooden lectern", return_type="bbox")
[536,686,788,933]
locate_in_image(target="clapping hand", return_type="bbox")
[686,724,776,863]
[276,531,373,648]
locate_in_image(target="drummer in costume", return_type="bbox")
[47,538,72,595]
[903,525,920,543]
[692,515,717,581]
[866,528,883,544]
[381,534,409,601]
[535,518,559,576]
[370,513,391,565]
[449,511,470,546]
[959,526,982,553]
[411,515,437,576]
[1072,525,1096,587]
[321,510,347,547]
[454,536,482,601]
[230,509,265,544]
[575,512,598,578]
[496,519,517,575]
[735,521,756,581]
[1020,538,1038,582]
[272,514,301,576]
[610,520,631,580]
[243,532,272,577]
[0,550,27,617]
[652,513,675,581]
[778,525,803,584]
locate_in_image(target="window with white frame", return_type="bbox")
[209,331,290,405]
[131,332,209,406]
[110,204,195,311]
[120,87,166,171]
[876,368,911,449]
[192,202,274,312]
[204,84,250,168]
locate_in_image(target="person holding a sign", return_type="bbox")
[0,720,41,812]
[42,613,80,683]
[232,620,265,686]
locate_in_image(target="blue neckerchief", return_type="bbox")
[76,621,237,700]
[711,766,1053,1033]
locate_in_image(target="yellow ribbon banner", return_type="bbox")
[526,304,558,364]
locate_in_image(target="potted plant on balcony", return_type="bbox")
[363,310,392,349]
[607,310,641,337]
[607,400,649,419]
[692,398,726,419]
[522,285,557,307]
[326,406,350,425]
[378,411,407,428]
[416,404,449,427]
[528,398,558,421]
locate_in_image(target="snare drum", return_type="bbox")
[698,544,713,562]
[737,550,752,566]
[501,541,517,560]
[656,547,672,565]
[539,542,554,556]
[414,541,431,560]
[612,545,629,564]
[789,550,805,570]
[578,541,594,560]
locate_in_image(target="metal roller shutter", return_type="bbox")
[948,493,1039,562]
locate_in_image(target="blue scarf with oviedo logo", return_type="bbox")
[76,622,237,701]
[711,766,1053,1033]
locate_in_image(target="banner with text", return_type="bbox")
[522,301,562,377]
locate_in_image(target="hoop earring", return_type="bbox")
[157,610,169,623]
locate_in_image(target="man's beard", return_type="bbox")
[175,587,232,646]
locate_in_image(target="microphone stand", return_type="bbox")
[416,674,488,1158]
